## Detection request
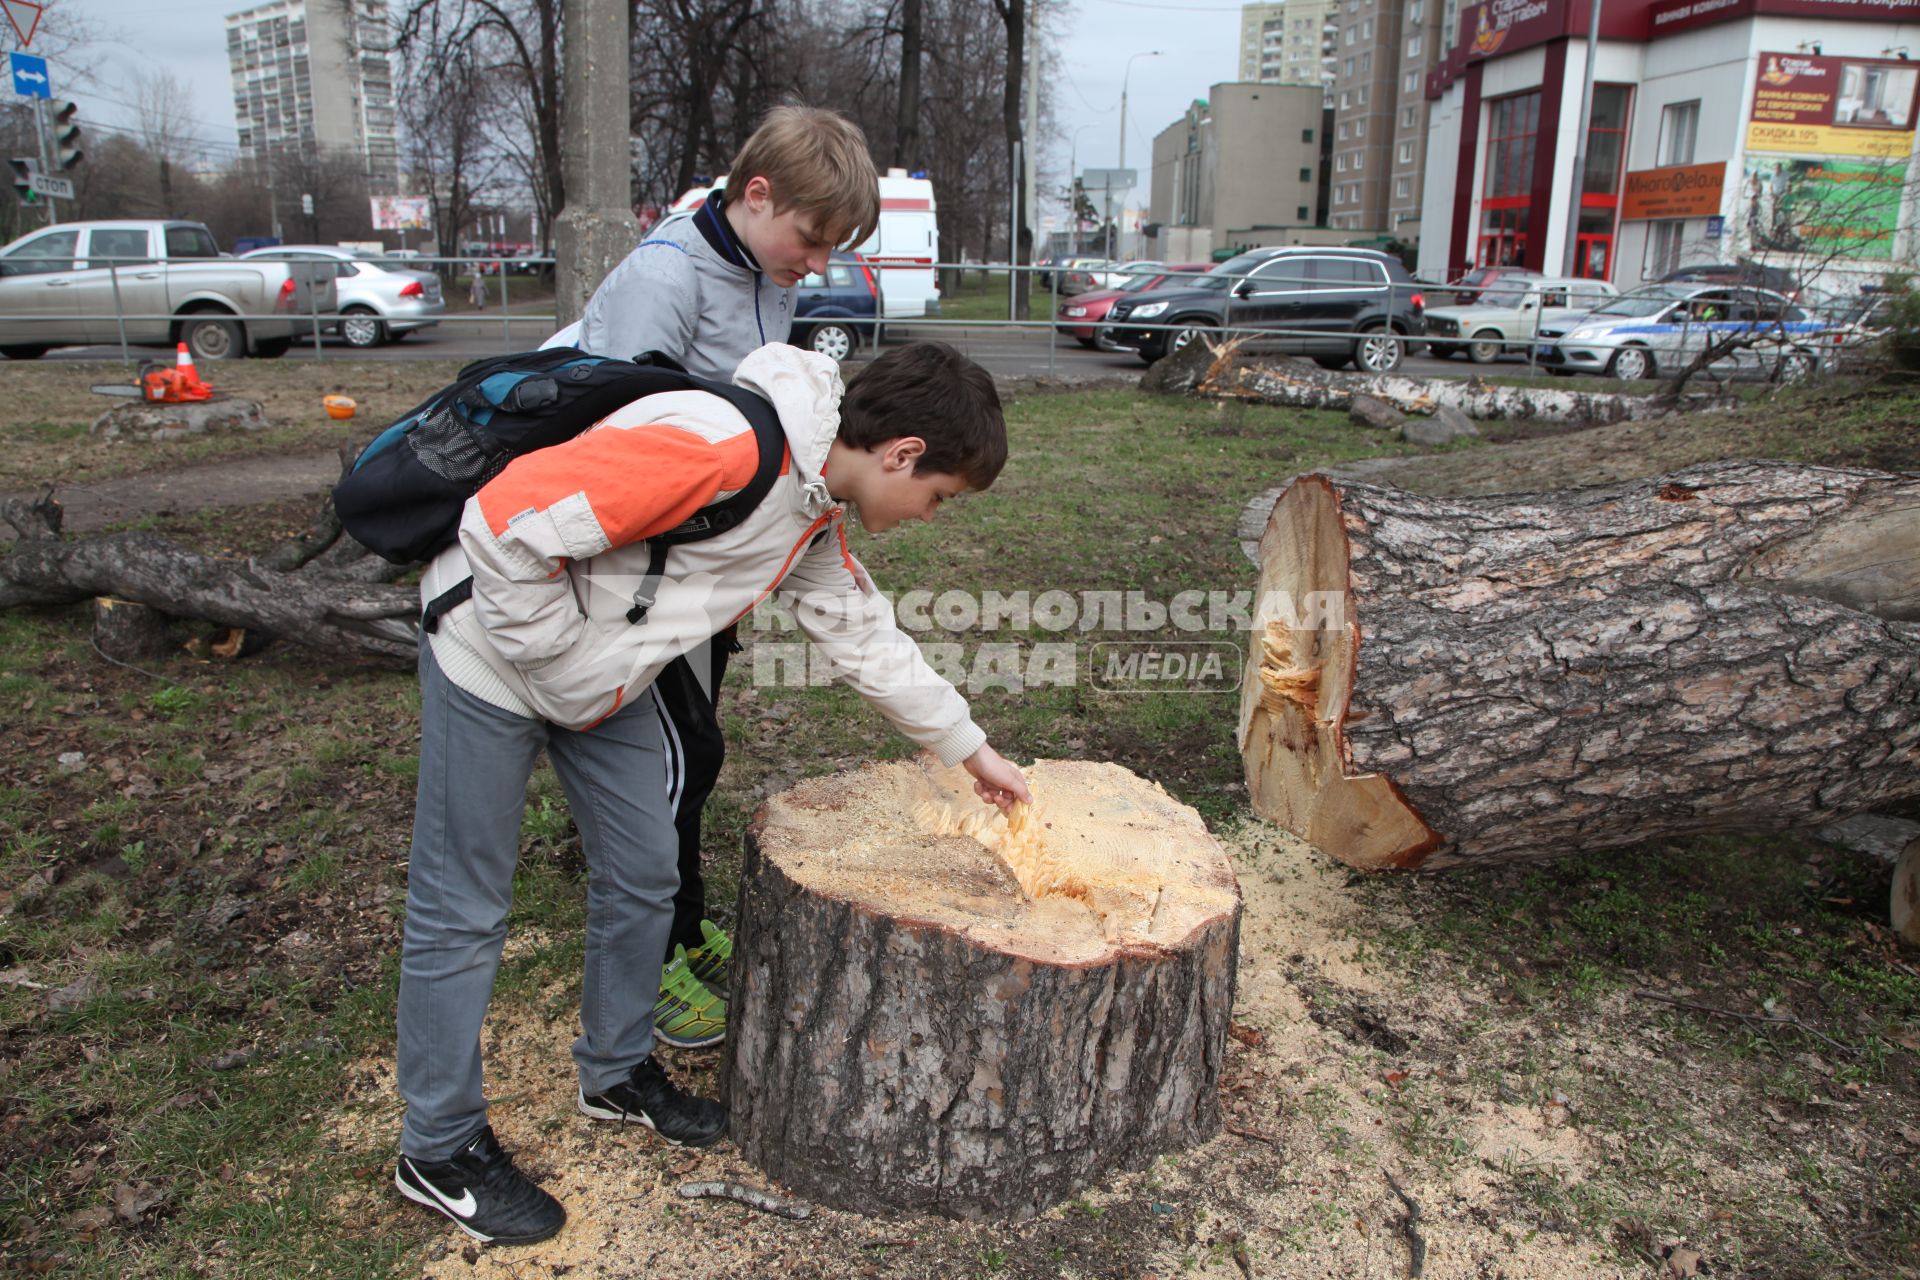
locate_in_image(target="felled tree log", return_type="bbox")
[1238,461,1920,869]
[1,498,417,664]
[726,758,1241,1221]
[1163,336,1735,424]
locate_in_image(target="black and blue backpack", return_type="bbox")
[332,347,788,632]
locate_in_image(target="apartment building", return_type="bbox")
[1148,82,1328,260]
[1241,0,1339,99]
[226,0,398,192]
[1326,0,1402,229]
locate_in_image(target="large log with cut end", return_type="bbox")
[725,758,1240,1221]
[1238,461,1920,869]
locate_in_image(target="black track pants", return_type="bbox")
[646,628,735,963]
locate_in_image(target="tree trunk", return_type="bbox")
[1171,340,1736,425]
[1,499,417,665]
[1238,461,1920,870]
[893,0,923,172]
[725,758,1241,1221]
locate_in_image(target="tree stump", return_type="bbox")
[90,596,175,661]
[1238,461,1920,870]
[725,758,1241,1221]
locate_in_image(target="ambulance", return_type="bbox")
[656,169,940,320]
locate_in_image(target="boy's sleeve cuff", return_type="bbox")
[932,720,988,768]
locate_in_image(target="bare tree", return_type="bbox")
[400,39,508,269]
[130,68,197,219]
[392,0,565,247]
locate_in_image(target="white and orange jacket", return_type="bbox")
[419,343,988,765]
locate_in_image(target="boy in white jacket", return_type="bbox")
[392,341,1030,1245]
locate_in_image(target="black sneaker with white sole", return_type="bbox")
[578,1054,728,1147]
[394,1125,565,1245]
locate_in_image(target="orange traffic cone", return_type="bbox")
[175,342,209,394]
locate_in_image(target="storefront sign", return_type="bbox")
[1621,161,1727,219]
[1740,156,1907,258]
[1650,0,1920,39]
[1746,52,1920,153]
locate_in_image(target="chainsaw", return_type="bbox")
[90,358,216,404]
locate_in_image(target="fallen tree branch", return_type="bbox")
[1,515,418,664]
[676,1180,813,1220]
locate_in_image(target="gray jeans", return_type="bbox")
[397,639,679,1161]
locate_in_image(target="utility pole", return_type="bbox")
[1561,0,1604,277]
[32,99,56,225]
[553,0,638,328]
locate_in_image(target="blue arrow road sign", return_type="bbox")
[11,53,49,100]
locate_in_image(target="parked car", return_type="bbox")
[1055,257,1117,297]
[1102,246,1426,374]
[1815,286,1901,372]
[1423,276,1617,363]
[241,243,445,347]
[789,251,883,362]
[1055,264,1207,347]
[1448,265,1541,306]
[1661,259,1801,300]
[1533,283,1821,381]
[0,219,336,360]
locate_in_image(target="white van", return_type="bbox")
[654,169,941,320]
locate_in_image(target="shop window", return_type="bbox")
[1478,205,1529,267]
[1576,85,1630,280]
[1482,90,1540,201]
[1659,100,1699,167]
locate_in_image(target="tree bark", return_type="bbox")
[1238,461,1920,870]
[725,758,1241,1221]
[1,499,417,665]
[1166,339,1737,425]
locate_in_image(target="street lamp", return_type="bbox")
[1069,123,1099,255]
[1115,50,1162,258]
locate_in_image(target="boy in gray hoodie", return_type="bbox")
[573,107,882,1051]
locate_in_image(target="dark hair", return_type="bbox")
[839,342,1007,489]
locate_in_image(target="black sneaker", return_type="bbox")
[394,1126,565,1245]
[578,1054,728,1147]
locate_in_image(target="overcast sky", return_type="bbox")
[60,0,1241,216]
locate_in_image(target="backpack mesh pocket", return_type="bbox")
[407,404,497,485]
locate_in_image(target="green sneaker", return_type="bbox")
[654,947,726,1049]
[683,920,733,990]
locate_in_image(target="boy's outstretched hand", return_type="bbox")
[963,745,1032,812]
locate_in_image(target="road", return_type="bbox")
[32,318,1526,383]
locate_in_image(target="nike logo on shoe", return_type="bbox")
[403,1159,478,1218]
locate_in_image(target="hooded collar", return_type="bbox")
[694,187,763,274]
[733,344,843,520]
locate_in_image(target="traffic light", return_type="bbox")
[9,157,35,206]
[51,100,81,171]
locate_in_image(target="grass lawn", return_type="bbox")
[0,372,1915,1276]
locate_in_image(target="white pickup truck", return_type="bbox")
[0,219,338,360]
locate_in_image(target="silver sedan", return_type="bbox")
[240,245,445,347]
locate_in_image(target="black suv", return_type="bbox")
[1101,247,1426,373]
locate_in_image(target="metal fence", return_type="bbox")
[11,252,1860,382]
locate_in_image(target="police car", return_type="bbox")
[1533,283,1824,382]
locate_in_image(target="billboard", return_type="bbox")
[1746,53,1919,156]
[1621,162,1727,220]
[1740,156,1907,258]
[371,195,433,231]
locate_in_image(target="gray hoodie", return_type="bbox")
[578,189,794,380]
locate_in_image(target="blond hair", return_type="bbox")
[727,106,880,249]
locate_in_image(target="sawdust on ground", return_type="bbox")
[316,827,1650,1280]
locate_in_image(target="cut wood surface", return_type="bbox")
[726,758,1241,1221]
[1238,460,1920,870]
